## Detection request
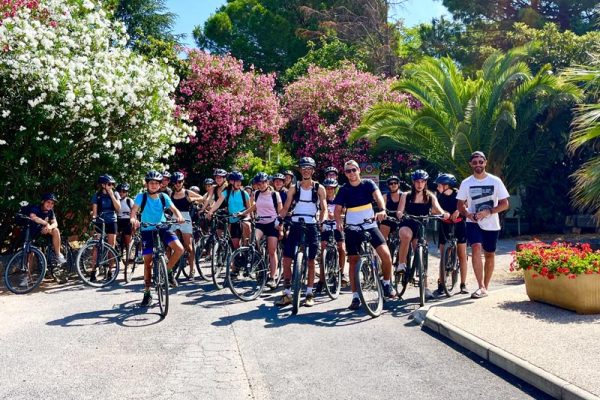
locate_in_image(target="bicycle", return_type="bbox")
[289,214,318,315]
[396,214,444,307]
[439,218,463,297]
[209,211,234,290]
[123,230,143,283]
[320,220,341,300]
[347,218,385,318]
[3,214,47,294]
[170,218,196,280]
[75,217,121,287]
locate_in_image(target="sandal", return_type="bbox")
[470,288,488,299]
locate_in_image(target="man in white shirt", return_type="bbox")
[457,151,510,299]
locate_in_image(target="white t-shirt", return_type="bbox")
[456,173,509,231]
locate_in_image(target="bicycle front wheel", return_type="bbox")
[195,235,212,280]
[155,256,169,317]
[355,257,383,317]
[227,247,268,301]
[323,246,341,300]
[4,248,47,294]
[211,240,228,289]
[441,244,458,297]
[75,240,120,287]
[414,246,426,307]
[291,251,304,315]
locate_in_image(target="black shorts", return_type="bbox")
[117,219,132,236]
[283,223,320,260]
[94,221,117,235]
[380,219,399,230]
[256,222,279,238]
[438,220,466,245]
[344,227,386,256]
[321,229,344,243]
[229,221,243,239]
[398,219,420,239]
[466,223,500,253]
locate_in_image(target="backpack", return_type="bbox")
[95,191,116,213]
[254,190,279,212]
[292,181,320,208]
[225,189,249,210]
[139,192,167,215]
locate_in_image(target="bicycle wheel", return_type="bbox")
[441,245,458,297]
[355,257,383,317]
[45,246,68,284]
[4,248,47,294]
[323,246,341,300]
[211,239,228,289]
[414,246,426,307]
[195,235,212,280]
[124,238,142,283]
[272,242,283,288]
[291,251,304,315]
[155,256,169,317]
[174,251,190,279]
[227,247,268,301]
[75,240,120,287]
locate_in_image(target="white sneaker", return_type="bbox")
[56,254,67,264]
[395,263,406,273]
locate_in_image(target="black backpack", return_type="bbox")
[292,181,320,208]
[226,188,249,210]
[254,190,279,212]
[139,192,167,215]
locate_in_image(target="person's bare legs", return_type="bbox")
[483,251,495,290]
[471,243,485,290]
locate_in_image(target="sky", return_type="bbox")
[165,0,450,48]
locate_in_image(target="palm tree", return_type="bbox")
[563,60,600,220]
[351,47,581,193]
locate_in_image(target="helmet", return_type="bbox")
[41,193,58,203]
[190,186,200,193]
[298,157,316,168]
[244,186,253,191]
[283,170,294,177]
[410,169,429,181]
[161,171,171,180]
[253,172,269,183]
[213,168,227,177]
[434,173,457,187]
[145,170,163,183]
[116,183,130,192]
[98,174,116,184]
[324,166,338,175]
[386,175,400,184]
[172,172,184,182]
[323,178,338,187]
[229,171,244,181]
[204,178,215,185]
[272,173,285,181]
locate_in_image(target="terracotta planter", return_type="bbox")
[524,269,600,314]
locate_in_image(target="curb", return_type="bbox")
[417,301,599,400]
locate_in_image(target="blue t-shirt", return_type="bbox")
[91,191,121,223]
[29,205,55,227]
[134,193,173,231]
[222,189,249,222]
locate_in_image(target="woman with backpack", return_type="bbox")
[91,174,121,283]
[116,183,134,256]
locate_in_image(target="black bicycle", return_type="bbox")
[289,214,316,315]
[320,220,341,300]
[75,217,121,287]
[4,214,47,294]
[439,218,462,297]
[123,230,142,283]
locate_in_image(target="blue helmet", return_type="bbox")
[410,169,429,181]
[323,178,338,187]
[145,170,163,183]
[229,171,244,181]
[434,173,457,187]
[116,183,130,192]
[204,178,215,185]
[98,174,116,184]
[213,168,227,177]
[172,172,184,182]
[253,172,269,184]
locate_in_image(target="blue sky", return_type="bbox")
[165,0,450,48]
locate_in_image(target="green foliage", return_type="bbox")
[232,144,296,184]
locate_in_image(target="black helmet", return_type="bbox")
[98,174,116,184]
[213,168,227,177]
[116,183,130,192]
[386,175,400,184]
[172,172,184,182]
[298,157,316,168]
[204,178,215,185]
[229,171,244,181]
[41,193,58,203]
[435,173,457,187]
[411,169,429,181]
[145,170,163,183]
[323,178,338,187]
[253,172,269,183]
[324,166,338,175]
[161,171,171,180]
[272,173,285,181]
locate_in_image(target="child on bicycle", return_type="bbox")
[28,193,67,264]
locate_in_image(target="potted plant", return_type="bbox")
[511,241,600,314]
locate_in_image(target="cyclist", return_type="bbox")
[276,157,327,308]
[318,178,348,292]
[380,175,402,241]
[160,171,173,197]
[189,185,201,195]
[324,166,339,180]
[169,172,204,280]
[202,169,228,212]
[91,174,121,282]
[333,160,397,310]
[208,171,251,250]
[396,169,450,299]
[434,173,469,295]
[283,170,295,190]
[28,193,67,264]
[239,172,283,289]
[130,171,185,306]
[116,183,134,256]
[272,173,288,206]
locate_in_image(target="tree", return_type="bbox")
[351,48,581,194]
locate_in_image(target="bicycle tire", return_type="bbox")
[174,251,190,279]
[291,251,303,315]
[124,238,142,283]
[415,246,426,307]
[4,247,47,294]
[441,244,458,297]
[75,240,120,287]
[45,246,68,284]
[323,246,341,300]
[272,243,283,289]
[195,235,212,280]
[227,247,268,301]
[211,239,227,289]
[156,255,169,317]
[396,245,413,298]
[355,257,383,317]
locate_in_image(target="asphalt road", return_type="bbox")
[1,263,551,400]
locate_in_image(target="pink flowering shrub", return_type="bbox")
[283,65,416,170]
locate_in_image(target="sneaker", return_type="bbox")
[304,293,315,307]
[89,272,97,283]
[395,263,407,273]
[341,274,349,288]
[348,297,361,310]
[56,253,67,264]
[425,288,435,300]
[266,278,277,289]
[471,288,488,299]
[140,291,152,307]
[105,270,113,282]
[314,281,324,295]
[168,271,178,288]
[459,283,469,294]
[275,294,292,306]
[433,282,445,297]
[383,283,397,299]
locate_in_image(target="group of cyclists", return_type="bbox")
[19,153,490,313]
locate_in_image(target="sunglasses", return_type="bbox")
[345,168,357,174]
[471,160,485,165]
[388,182,399,185]
[300,166,313,171]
